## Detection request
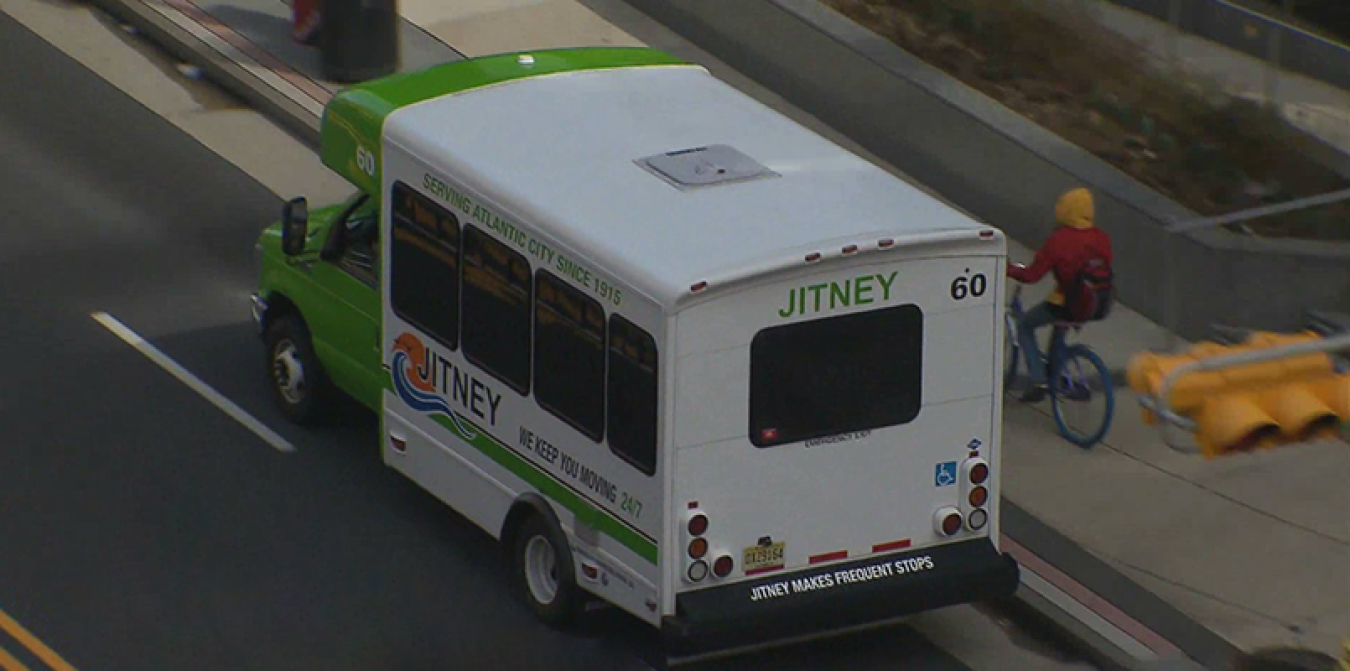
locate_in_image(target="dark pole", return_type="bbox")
[321,0,400,83]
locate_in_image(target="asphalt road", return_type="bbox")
[0,12,1060,671]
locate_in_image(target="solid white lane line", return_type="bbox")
[91,311,296,454]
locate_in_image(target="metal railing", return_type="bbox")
[1160,188,1350,351]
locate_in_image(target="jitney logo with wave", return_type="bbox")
[391,333,505,438]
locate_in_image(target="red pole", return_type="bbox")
[292,0,321,45]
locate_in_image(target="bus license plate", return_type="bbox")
[742,542,785,572]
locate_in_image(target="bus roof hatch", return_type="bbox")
[636,144,779,191]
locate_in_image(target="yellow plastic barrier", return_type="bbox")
[1127,331,1350,458]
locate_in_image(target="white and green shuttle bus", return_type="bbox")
[252,47,1020,657]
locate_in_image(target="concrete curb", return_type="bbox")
[616,0,1350,343]
[994,588,1206,671]
[1104,0,1350,93]
[1003,503,1241,670]
[79,1,1225,668]
[84,0,323,149]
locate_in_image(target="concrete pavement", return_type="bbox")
[12,0,1348,666]
[1060,0,1350,160]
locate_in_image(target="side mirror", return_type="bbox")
[281,197,309,256]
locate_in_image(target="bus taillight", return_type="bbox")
[961,457,991,532]
[688,513,708,536]
[968,486,988,508]
[968,508,989,531]
[969,462,989,485]
[934,507,963,537]
[712,555,735,578]
[687,560,709,582]
[683,506,712,583]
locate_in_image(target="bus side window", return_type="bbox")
[534,270,605,441]
[390,181,460,350]
[462,225,532,395]
[608,314,658,476]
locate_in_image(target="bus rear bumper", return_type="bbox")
[661,537,1019,657]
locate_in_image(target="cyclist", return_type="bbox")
[1007,187,1114,402]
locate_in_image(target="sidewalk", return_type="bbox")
[1068,0,1350,160]
[69,0,1350,665]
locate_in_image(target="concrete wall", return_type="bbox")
[1110,0,1350,91]
[618,0,1350,341]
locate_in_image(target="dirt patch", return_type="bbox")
[822,0,1350,240]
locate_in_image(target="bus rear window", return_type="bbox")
[749,304,922,448]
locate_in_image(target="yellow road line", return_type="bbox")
[0,608,77,671]
[0,645,32,671]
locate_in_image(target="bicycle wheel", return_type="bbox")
[1050,344,1114,448]
[1002,312,1021,393]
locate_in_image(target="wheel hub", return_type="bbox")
[523,536,559,605]
[272,341,306,404]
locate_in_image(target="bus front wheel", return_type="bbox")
[265,314,331,425]
[512,515,583,627]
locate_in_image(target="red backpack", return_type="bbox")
[1064,257,1115,323]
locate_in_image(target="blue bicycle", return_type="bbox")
[1003,284,1115,448]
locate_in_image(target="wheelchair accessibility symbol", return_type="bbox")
[935,461,957,487]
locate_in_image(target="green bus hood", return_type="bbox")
[319,47,690,193]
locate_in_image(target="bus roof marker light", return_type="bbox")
[979,229,995,239]
[518,54,535,66]
[690,281,708,293]
[805,252,821,263]
[878,238,895,248]
[842,244,858,255]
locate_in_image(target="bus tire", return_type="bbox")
[512,514,583,627]
[264,313,331,425]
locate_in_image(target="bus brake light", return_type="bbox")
[688,513,708,536]
[934,507,963,537]
[969,462,989,484]
[713,555,734,577]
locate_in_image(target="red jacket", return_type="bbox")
[1007,188,1113,307]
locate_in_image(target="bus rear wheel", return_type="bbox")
[512,515,583,627]
[265,314,331,425]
